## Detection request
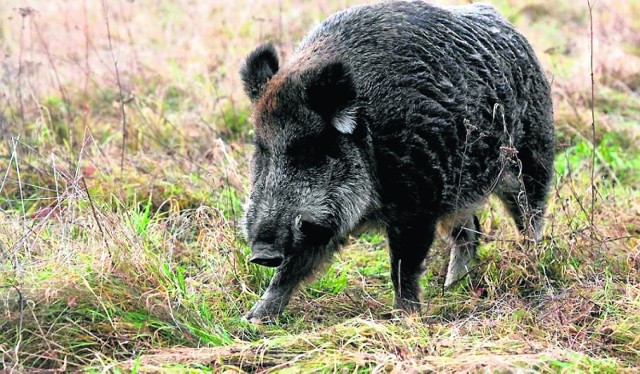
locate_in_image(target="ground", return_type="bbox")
[0,0,639,372]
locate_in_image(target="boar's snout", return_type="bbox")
[249,242,284,267]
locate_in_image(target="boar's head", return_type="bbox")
[240,43,376,269]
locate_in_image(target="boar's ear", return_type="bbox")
[304,61,357,134]
[240,43,279,102]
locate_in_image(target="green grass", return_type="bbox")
[1,0,640,372]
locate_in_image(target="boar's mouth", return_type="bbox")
[249,242,284,267]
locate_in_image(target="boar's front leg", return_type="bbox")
[387,218,436,313]
[244,244,335,322]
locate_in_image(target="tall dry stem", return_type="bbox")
[587,0,597,245]
[101,0,128,178]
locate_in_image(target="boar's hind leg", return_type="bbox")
[387,218,437,313]
[244,245,335,322]
[444,214,481,289]
[496,147,553,242]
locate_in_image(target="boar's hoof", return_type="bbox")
[244,315,265,325]
[243,305,277,324]
[249,243,284,267]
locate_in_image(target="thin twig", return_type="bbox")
[82,176,105,238]
[16,7,34,129]
[11,136,28,271]
[82,0,91,125]
[587,0,597,244]
[0,144,16,196]
[1,284,25,366]
[101,0,128,177]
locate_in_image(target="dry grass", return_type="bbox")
[0,0,639,372]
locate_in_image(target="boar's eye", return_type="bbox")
[286,133,339,166]
[286,137,323,166]
[295,212,333,246]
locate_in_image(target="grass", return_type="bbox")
[1,0,639,372]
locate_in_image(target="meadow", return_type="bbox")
[0,0,639,371]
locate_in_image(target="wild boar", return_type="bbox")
[240,0,554,321]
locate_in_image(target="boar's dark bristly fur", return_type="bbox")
[239,1,554,322]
